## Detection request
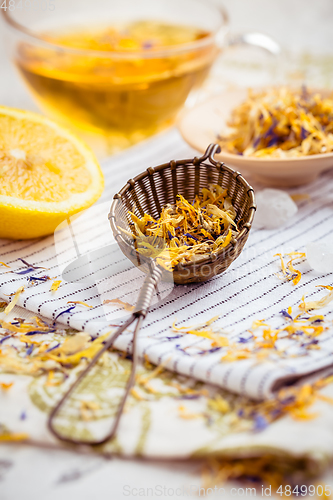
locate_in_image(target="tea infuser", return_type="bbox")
[48,143,256,445]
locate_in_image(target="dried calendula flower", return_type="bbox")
[0,428,29,442]
[103,298,134,311]
[178,405,202,419]
[80,400,100,421]
[274,252,305,285]
[67,300,93,308]
[119,185,239,271]
[299,285,333,312]
[218,87,333,158]
[50,280,61,292]
[172,316,229,347]
[207,394,231,414]
[0,382,13,391]
[4,286,25,314]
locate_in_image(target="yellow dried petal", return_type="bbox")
[50,280,61,292]
[67,300,93,308]
[103,298,134,311]
[4,286,25,314]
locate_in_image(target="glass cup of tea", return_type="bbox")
[2,0,279,157]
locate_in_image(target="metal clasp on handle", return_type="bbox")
[196,143,222,166]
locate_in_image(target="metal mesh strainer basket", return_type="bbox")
[109,143,256,284]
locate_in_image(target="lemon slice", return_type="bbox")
[0,106,104,239]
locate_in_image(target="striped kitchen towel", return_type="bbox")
[1,129,333,400]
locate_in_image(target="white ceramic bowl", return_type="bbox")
[178,88,333,187]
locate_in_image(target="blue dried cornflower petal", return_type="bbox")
[301,339,319,348]
[175,344,190,356]
[167,231,173,240]
[197,346,222,355]
[20,411,27,420]
[25,329,56,336]
[37,318,53,328]
[238,336,253,343]
[0,335,12,344]
[53,306,76,323]
[280,309,293,320]
[26,345,34,356]
[300,127,309,140]
[253,414,268,432]
[267,135,279,147]
[16,268,36,275]
[18,258,44,269]
[270,408,282,418]
[179,394,201,400]
[142,41,154,49]
[262,119,277,139]
[205,347,221,353]
[27,275,50,282]
[46,342,61,352]
[246,476,262,483]
[184,233,198,241]
[279,395,295,406]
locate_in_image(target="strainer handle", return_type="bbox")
[47,261,162,446]
[134,262,163,317]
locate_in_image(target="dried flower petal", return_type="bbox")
[274,252,305,285]
[299,285,333,311]
[103,298,134,311]
[4,286,25,314]
[50,280,61,292]
[67,300,93,308]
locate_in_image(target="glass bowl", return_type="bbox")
[2,0,228,156]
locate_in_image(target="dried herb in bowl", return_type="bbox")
[218,87,333,158]
[120,185,239,271]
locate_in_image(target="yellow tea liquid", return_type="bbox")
[16,21,216,156]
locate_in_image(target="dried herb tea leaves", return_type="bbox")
[219,87,333,158]
[121,185,239,271]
